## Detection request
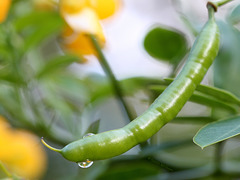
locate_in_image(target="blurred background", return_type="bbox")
[0,0,240,179]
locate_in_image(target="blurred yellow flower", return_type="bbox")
[0,0,120,56]
[0,117,47,180]
[62,25,105,56]
[0,0,11,23]
[90,0,120,20]
[60,0,121,56]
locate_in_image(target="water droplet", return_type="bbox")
[78,160,93,168]
[83,133,95,138]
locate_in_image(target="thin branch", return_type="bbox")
[88,34,136,121]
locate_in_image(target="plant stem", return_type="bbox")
[89,34,135,121]
[214,142,224,175]
[0,161,12,178]
[207,2,216,19]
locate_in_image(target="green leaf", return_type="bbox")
[40,74,89,113]
[83,119,100,135]
[87,76,166,104]
[172,116,216,124]
[190,91,238,114]
[96,161,161,180]
[193,115,240,148]
[14,11,64,50]
[140,139,191,157]
[143,26,188,64]
[14,11,63,32]
[36,54,81,78]
[227,4,240,25]
[0,67,24,84]
[164,78,240,106]
[120,77,165,94]
[149,85,238,113]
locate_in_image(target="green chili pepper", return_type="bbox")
[41,4,220,164]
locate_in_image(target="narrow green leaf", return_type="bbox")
[84,119,100,135]
[143,26,188,64]
[195,83,240,106]
[172,116,216,124]
[120,77,166,94]
[88,76,240,113]
[149,85,238,113]
[193,115,240,148]
[190,91,238,114]
[164,78,240,105]
[14,11,64,50]
[36,55,81,78]
[88,76,165,104]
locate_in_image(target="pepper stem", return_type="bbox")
[208,0,233,8]
[207,2,217,20]
[41,137,61,153]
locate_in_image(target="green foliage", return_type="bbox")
[0,0,240,179]
[36,54,82,78]
[164,78,240,105]
[14,11,64,51]
[150,84,239,113]
[194,115,240,148]
[84,119,101,135]
[143,26,188,65]
[96,161,161,180]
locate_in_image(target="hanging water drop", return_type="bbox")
[83,133,95,138]
[78,160,93,168]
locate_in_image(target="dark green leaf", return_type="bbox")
[144,26,188,64]
[172,116,216,124]
[193,115,240,148]
[96,161,161,180]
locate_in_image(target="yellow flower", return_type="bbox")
[0,0,11,23]
[60,0,120,56]
[0,117,47,180]
[90,0,120,20]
